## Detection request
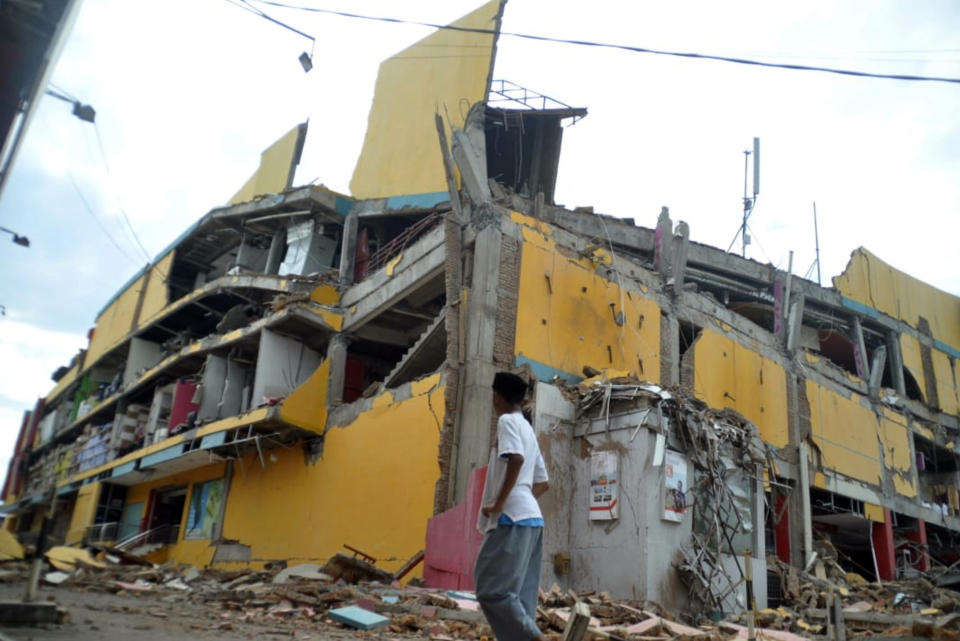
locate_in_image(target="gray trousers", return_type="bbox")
[474,526,543,641]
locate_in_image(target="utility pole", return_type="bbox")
[813,202,822,286]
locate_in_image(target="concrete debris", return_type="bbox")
[1,535,957,639]
[272,563,332,584]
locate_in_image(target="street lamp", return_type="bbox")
[0,225,29,247]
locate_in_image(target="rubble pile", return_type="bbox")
[0,544,738,640]
[764,552,960,637]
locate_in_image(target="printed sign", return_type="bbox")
[662,450,688,523]
[589,450,619,520]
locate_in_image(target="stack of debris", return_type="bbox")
[766,553,960,638]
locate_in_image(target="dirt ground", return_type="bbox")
[0,581,404,641]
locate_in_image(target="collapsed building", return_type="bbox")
[3,0,959,615]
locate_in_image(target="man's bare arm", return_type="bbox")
[532,481,549,498]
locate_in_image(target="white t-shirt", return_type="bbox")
[477,411,548,533]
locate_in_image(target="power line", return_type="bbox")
[91,121,153,263]
[66,173,143,267]
[246,0,960,85]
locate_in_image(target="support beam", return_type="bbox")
[326,334,349,405]
[669,221,690,290]
[798,441,814,567]
[786,295,806,352]
[852,316,870,380]
[265,228,286,275]
[774,491,791,564]
[872,508,896,581]
[451,124,491,205]
[869,345,887,398]
[887,331,907,397]
[339,211,359,287]
[452,226,503,503]
[906,518,930,572]
[653,207,672,277]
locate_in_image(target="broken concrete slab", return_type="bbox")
[45,546,104,571]
[328,605,390,630]
[272,563,332,584]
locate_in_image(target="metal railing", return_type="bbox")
[84,521,119,543]
[487,79,586,125]
[360,212,443,280]
[115,524,180,550]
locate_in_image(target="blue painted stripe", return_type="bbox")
[200,432,227,449]
[111,461,137,477]
[141,445,184,468]
[840,296,879,319]
[334,195,353,216]
[385,191,450,210]
[934,339,960,361]
[515,354,582,384]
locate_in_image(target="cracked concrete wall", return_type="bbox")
[532,384,690,607]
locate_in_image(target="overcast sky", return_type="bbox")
[0,0,958,481]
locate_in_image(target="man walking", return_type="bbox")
[475,372,549,641]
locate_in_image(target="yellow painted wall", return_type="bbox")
[513,214,661,380]
[219,375,445,571]
[279,358,330,434]
[86,275,145,366]
[880,408,917,498]
[932,351,959,415]
[692,329,789,449]
[137,252,174,326]
[806,381,883,487]
[834,247,960,350]
[230,123,307,205]
[899,334,927,403]
[349,0,502,199]
[65,482,101,544]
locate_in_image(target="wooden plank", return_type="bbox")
[563,602,591,641]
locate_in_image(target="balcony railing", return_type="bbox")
[115,524,180,551]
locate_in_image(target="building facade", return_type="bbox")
[3,0,958,608]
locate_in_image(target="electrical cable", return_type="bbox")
[91,122,153,264]
[66,173,143,267]
[37,111,143,267]
[226,0,314,42]
[245,0,960,84]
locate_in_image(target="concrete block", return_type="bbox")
[328,605,390,630]
[0,601,63,624]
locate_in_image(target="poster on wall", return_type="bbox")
[589,450,619,521]
[662,450,688,523]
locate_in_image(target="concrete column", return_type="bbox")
[653,207,672,278]
[660,312,680,385]
[774,491,791,563]
[451,225,503,503]
[785,374,812,567]
[265,228,286,275]
[906,518,930,572]
[325,334,350,406]
[852,317,870,380]
[887,331,907,397]
[872,508,896,581]
[338,212,360,287]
